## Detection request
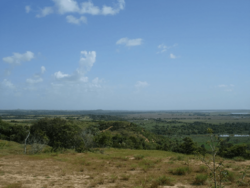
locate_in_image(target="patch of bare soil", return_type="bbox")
[0,156,91,188]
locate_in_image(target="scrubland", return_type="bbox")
[1,140,250,188]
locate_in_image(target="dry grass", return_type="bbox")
[1,140,250,188]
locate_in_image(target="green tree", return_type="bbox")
[94,131,113,148]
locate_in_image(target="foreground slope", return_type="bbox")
[0,140,250,188]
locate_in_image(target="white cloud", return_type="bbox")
[116,38,143,47]
[170,53,176,59]
[135,81,149,89]
[78,51,96,73]
[41,66,46,74]
[26,78,43,84]
[66,15,87,25]
[79,1,101,15]
[79,0,125,15]
[53,0,80,14]
[36,7,54,18]
[54,51,96,82]
[26,66,46,84]
[37,0,125,18]
[54,71,70,79]
[102,0,125,15]
[3,51,34,65]
[25,6,31,13]
[2,79,15,89]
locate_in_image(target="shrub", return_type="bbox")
[30,118,84,152]
[193,174,207,185]
[134,155,144,160]
[0,120,29,143]
[198,165,207,172]
[150,176,174,188]
[170,156,184,161]
[237,180,248,186]
[169,167,192,175]
[227,171,235,183]
[233,156,245,161]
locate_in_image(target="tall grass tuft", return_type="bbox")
[169,166,192,175]
[134,155,145,160]
[193,174,207,185]
[150,175,174,188]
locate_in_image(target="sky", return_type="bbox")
[0,0,250,110]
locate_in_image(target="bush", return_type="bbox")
[150,175,174,188]
[233,156,245,161]
[198,165,207,172]
[30,118,84,152]
[219,144,247,159]
[134,154,144,160]
[227,171,235,183]
[0,119,29,143]
[193,174,207,185]
[169,166,192,175]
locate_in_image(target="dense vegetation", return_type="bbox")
[151,121,250,135]
[1,116,250,159]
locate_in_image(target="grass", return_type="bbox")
[169,166,192,175]
[193,174,208,185]
[0,140,249,188]
[227,171,235,183]
[134,154,145,160]
[198,165,207,172]
[3,183,23,188]
[233,156,245,161]
[150,175,175,187]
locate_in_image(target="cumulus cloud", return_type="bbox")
[116,38,143,47]
[2,79,15,89]
[26,78,43,84]
[37,0,125,19]
[36,7,54,17]
[66,15,87,25]
[54,71,70,79]
[41,66,46,74]
[54,51,96,82]
[170,53,176,59]
[25,6,31,13]
[3,51,34,65]
[135,81,149,89]
[53,0,79,14]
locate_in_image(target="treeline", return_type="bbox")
[1,117,250,159]
[152,121,250,135]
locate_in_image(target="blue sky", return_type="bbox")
[0,0,249,110]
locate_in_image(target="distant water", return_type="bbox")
[220,134,249,137]
[231,113,249,115]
